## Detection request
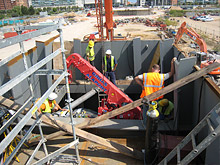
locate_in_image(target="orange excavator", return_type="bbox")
[175,22,220,75]
[175,21,207,53]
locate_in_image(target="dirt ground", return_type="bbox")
[0,10,219,60]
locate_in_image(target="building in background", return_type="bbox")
[16,0,28,7]
[0,0,17,10]
[31,0,76,7]
[1,0,219,9]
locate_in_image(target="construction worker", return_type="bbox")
[86,40,95,66]
[135,57,176,122]
[103,49,118,85]
[37,92,68,114]
[158,99,174,120]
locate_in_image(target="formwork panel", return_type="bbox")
[141,40,159,73]
[173,57,197,131]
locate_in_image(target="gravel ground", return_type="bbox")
[0,11,219,60]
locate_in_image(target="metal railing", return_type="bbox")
[0,21,80,164]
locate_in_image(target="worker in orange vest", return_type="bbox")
[135,57,176,122]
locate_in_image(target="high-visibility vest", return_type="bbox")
[104,55,115,72]
[41,98,55,113]
[158,101,174,116]
[86,46,95,61]
[140,72,164,100]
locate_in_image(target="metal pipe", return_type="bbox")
[33,139,79,165]
[26,139,44,165]
[0,71,67,153]
[0,96,33,135]
[0,48,62,96]
[70,88,98,110]
[37,118,49,163]
[58,24,80,163]
[4,117,40,164]
[17,30,34,100]
[0,24,59,49]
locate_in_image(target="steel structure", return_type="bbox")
[159,102,220,165]
[0,22,80,164]
[66,53,142,119]
[95,0,104,39]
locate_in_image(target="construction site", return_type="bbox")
[0,2,220,165]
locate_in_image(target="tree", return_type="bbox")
[21,5,28,15]
[47,7,52,12]
[43,7,47,12]
[53,7,58,13]
[28,6,35,15]
[12,6,22,16]
[0,14,5,20]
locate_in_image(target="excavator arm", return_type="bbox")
[66,53,141,119]
[175,22,207,53]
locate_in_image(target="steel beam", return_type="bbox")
[14,25,55,31]
[34,69,64,75]
[33,139,79,165]
[0,51,21,67]
[4,116,40,164]
[0,48,62,96]
[0,24,59,49]
[0,71,68,153]
[70,88,98,110]
[0,96,33,135]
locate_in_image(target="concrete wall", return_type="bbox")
[193,78,220,164]
[173,53,220,164]
[73,38,174,82]
[36,41,53,95]
[173,57,197,131]
[0,47,42,105]
[0,38,55,105]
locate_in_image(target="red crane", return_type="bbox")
[95,0,116,41]
[66,53,142,119]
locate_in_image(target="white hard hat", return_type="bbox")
[48,92,58,100]
[105,49,112,55]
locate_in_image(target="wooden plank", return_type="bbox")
[0,96,144,160]
[27,131,66,145]
[148,41,160,72]
[76,62,220,129]
[194,65,220,97]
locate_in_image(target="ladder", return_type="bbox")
[159,103,220,165]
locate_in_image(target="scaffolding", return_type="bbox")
[0,21,80,164]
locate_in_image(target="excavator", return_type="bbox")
[175,21,220,75]
[175,21,207,53]
[66,53,142,119]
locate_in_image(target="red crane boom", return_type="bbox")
[66,53,142,119]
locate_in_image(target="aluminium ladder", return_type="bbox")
[159,103,220,165]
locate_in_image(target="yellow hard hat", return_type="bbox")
[159,99,169,107]
[88,40,94,47]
